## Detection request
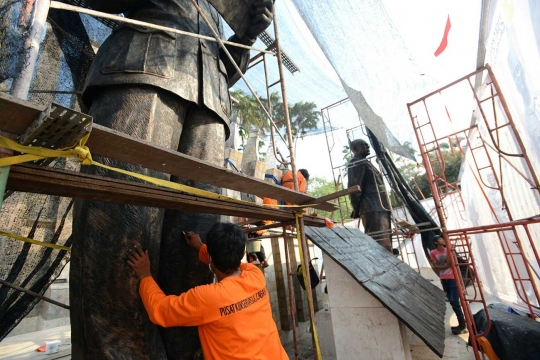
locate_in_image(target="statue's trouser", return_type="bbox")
[360,211,392,252]
[71,85,224,360]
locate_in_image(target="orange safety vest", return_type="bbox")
[281,170,307,205]
[257,198,278,234]
[139,245,288,360]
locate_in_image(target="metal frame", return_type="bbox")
[319,98,424,270]
[4,1,323,359]
[408,65,540,360]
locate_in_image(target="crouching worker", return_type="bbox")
[127,223,288,360]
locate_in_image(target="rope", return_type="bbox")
[294,211,322,360]
[0,134,317,209]
[264,173,281,185]
[224,158,241,173]
[0,230,71,251]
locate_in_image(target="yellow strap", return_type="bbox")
[0,230,71,251]
[0,134,316,209]
[295,211,323,359]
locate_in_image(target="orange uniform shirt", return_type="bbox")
[139,245,288,360]
[259,197,278,231]
[281,170,307,205]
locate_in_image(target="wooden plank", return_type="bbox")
[6,164,327,227]
[87,125,337,211]
[0,93,42,134]
[301,185,360,206]
[304,226,446,358]
[0,93,338,211]
[242,220,295,233]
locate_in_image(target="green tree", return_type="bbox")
[308,177,351,222]
[231,90,320,160]
[395,141,464,200]
[231,89,266,134]
[289,101,319,143]
[231,89,286,137]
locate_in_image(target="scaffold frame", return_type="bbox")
[0,1,339,358]
[408,64,540,360]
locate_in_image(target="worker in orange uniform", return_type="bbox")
[127,223,288,360]
[281,169,310,205]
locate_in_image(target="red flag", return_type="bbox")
[434,15,451,57]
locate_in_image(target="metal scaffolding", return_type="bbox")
[320,97,424,271]
[408,65,540,360]
[1,1,334,358]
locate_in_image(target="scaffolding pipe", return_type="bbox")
[283,227,299,360]
[48,1,272,54]
[186,0,290,146]
[10,0,50,98]
[0,278,70,310]
[3,0,50,211]
[263,54,290,166]
[486,65,540,192]
[408,102,482,359]
[272,3,319,358]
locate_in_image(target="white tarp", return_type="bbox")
[453,0,540,312]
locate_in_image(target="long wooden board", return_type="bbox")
[6,164,327,227]
[0,93,338,211]
[305,226,446,358]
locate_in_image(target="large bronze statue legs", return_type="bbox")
[159,107,224,359]
[360,211,392,252]
[71,86,224,359]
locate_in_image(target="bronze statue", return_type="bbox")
[347,139,392,252]
[71,1,273,359]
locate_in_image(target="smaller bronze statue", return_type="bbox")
[347,139,392,252]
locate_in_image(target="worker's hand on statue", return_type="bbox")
[245,0,273,41]
[127,246,152,280]
[185,231,203,251]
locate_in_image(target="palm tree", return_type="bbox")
[230,89,265,134]
[231,90,320,153]
[289,101,320,144]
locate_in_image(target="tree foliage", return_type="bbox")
[290,101,320,142]
[394,140,465,203]
[230,89,319,143]
[308,177,351,221]
[339,139,465,208]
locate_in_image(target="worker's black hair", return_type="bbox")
[206,222,246,275]
[299,169,310,181]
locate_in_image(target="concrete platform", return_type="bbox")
[0,325,71,359]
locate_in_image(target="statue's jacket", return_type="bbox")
[82,0,246,134]
[347,155,391,217]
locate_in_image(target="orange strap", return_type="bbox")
[477,336,500,360]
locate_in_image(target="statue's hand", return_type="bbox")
[127,246,152,280]
[245,0,274,41]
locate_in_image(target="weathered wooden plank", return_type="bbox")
[0,93,42,134]
[305,226,446,358]
[0,93,338,211]
[6,164,327,227]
